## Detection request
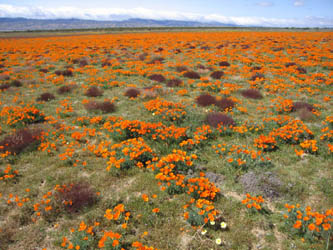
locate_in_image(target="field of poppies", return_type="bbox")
[0,31,332,250]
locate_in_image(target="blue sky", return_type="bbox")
[0,0,332,27]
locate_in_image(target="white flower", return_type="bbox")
[210,220,215,225]
[220,222,227,229]
[215,238,222,245]
[201,229,207,235]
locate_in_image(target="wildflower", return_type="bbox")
[215,238,222,245]
[201,229,207,235]
[220,222,227,229]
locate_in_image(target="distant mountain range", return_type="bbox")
[0,17,238,31]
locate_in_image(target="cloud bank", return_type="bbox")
[0,4,332,27]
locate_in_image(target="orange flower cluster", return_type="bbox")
[242,193,264,211]
[180,125,213,149]
[98,230,122,249]
[56,99,74,118]
[254,134,277,152]
[106,137,155,171]
[320,116,333,142]
[104,203,130,222]
[0,104,45,127]
[61,221,99,249]
[183,198,219,225]
[0,164,19,181]
[212,143,272,169]
[144,98,186,121]
[132,241,160,250]
[300,139,318,154]
[270,120,313,144]
[186,175,220,201]
[284,204,332,241]
[6,193,30,207]
[271,97,293,113]
[103,116,187,142]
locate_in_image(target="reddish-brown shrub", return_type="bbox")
[0,83,10,91]
[210,71,224,79]
[57,85,73,94]
[98,101,116,113]
[55,69,73,77]
[292,102,315,112]
[296,67,307,74]
[11,80,22,87]
[241,89,263,99]
[39,68,49,73]
[216,98,235,111]
[196,94,216,107]
[148,74,166,82]
[124,88,140,98]
[101,59,111,67]
[56,183,97,213]
[0,74,10,80]
[0,128,42,154]
[298,108,315,122]
[219,61,230,67]
[206,112,235,128]
[85,86,103,97]
[250,66,262,71]
[147,56,164,64]
[138,53,148,61]
[37,92,55,102]
[84,100,116,113]
[175,66,188,72]
[84,101,99,111]
[285,62,296,67]
[166,78,183,87]
[183,71,201,79]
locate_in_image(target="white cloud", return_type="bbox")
[294,1,304,7]
[0,4,332,27]
[256,2,274,7]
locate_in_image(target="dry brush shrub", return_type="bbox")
[84,100,116,113]
[147,56,164,64]
[166,78,183,87]
[39,68,49,73]
[206,112,235,128]
[85,86,103,97]
[285,62,297,67]
[216,98,235,111]
[72,57,89,67]
[0,128,42,154]
[250,66,262,71]
[196,94,216,107]
[55,69,73,77]
[37,92,55,102]
[210,71,224,79]
[57,85,74,94]
[11,79,23,87]
[183,71,201,79]
[55,182,97,213]
[0,74,10,80]
[148,74,166,83]
[291,102,315,112]
[0,83,10,91]
[241,89,263,99]
[296,67,307,74]
[124,88,140,98]
[175,65,188,72]
[219,61,230,67]
[298,108,315,122]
